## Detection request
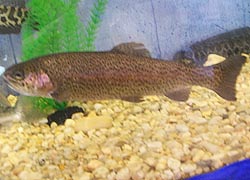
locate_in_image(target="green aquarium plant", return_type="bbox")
[21,0,108,113]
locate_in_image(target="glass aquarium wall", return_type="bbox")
[0,0,249,180]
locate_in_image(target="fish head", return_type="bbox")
[3,62,55,98]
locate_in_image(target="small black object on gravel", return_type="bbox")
[47,106,84,126]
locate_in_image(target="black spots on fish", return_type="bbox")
[244,45,250,51]
[0,16,6,22]
[227,49,233,57]
[234,47,240,54]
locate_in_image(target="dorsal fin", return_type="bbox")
[111,42,151,58]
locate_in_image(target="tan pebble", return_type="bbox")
[171,148,184,159]
[192,149,205,162]
[163,170,174,179]
[17,127,24,133]
[212,160,223,169]
[12,165,24,176]
[156,158,167,170]
[149,103,160,111]
[200,141,220,154]
[145,157,156,167]
[106,159,118,169]
[188,115,207,124]
[133,106,143,114]
[18,170,42,180]
[55,133,65,143]
[77,172,92,180]
[201,109,212,118]
[180,163,197,173]
[116,167,131,180]
[59,164,65,170]
[227,105,236,111]
[131,170,145,180]
[50,122,58,128]
[93,166,109,179]
[64,126,75,136]
[209,116,222,124]
[94,103,104,111]
[3,161,13,171]
[113,106,122,113]
[146,141,163,152]
[123,144,132,151]
[166,140,182,149]
[71,112,84,120]
[222,125,234,132]
[191,136,203,143]
[176,124,189,133]
[72,132,84,142]
[101,146,112,155]
[74,115,113,132]
[1,144,11,154]
[7,94,18,107]
[139,146,147,154]
[141,123,151,131]
[167,157,181,170]
[107,172,116,180]
[64,119,75,127]
[87,160,104,171]
[222,151,244,164]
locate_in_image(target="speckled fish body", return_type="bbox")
[174,27,250,65]
[3,43,246,102]
[0,4,27,34]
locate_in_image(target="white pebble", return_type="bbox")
[87,160,103,171]
[93,166,109,179]
[146,141,163,152]
[1,144,11,154]
[176,124,189,133]
[18,170,42,180]
[180,163,197,173]
[116,167,131,180]
[77,172,92,180]
[201,141,220,154]
[65,119,75,127]
[133,106,143,114]
[94,103,104,111]
[167,157,181,170]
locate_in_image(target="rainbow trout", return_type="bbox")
[3,43,246,102]
[174,27,250,65]
[0,4,27,33]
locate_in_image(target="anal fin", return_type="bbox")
[121,96,144,103]
[165,88,191,101]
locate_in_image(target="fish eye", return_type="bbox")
[13,70,24,80]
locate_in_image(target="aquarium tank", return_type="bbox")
[0,0,250,179]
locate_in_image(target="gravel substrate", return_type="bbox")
[0,60,250,180]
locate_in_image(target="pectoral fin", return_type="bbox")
[111,42,151,58]
[165,88,191,101]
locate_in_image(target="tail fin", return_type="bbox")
[212,55,246,101]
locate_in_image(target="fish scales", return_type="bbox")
[3,42,246,103]
[174,27,250,65]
